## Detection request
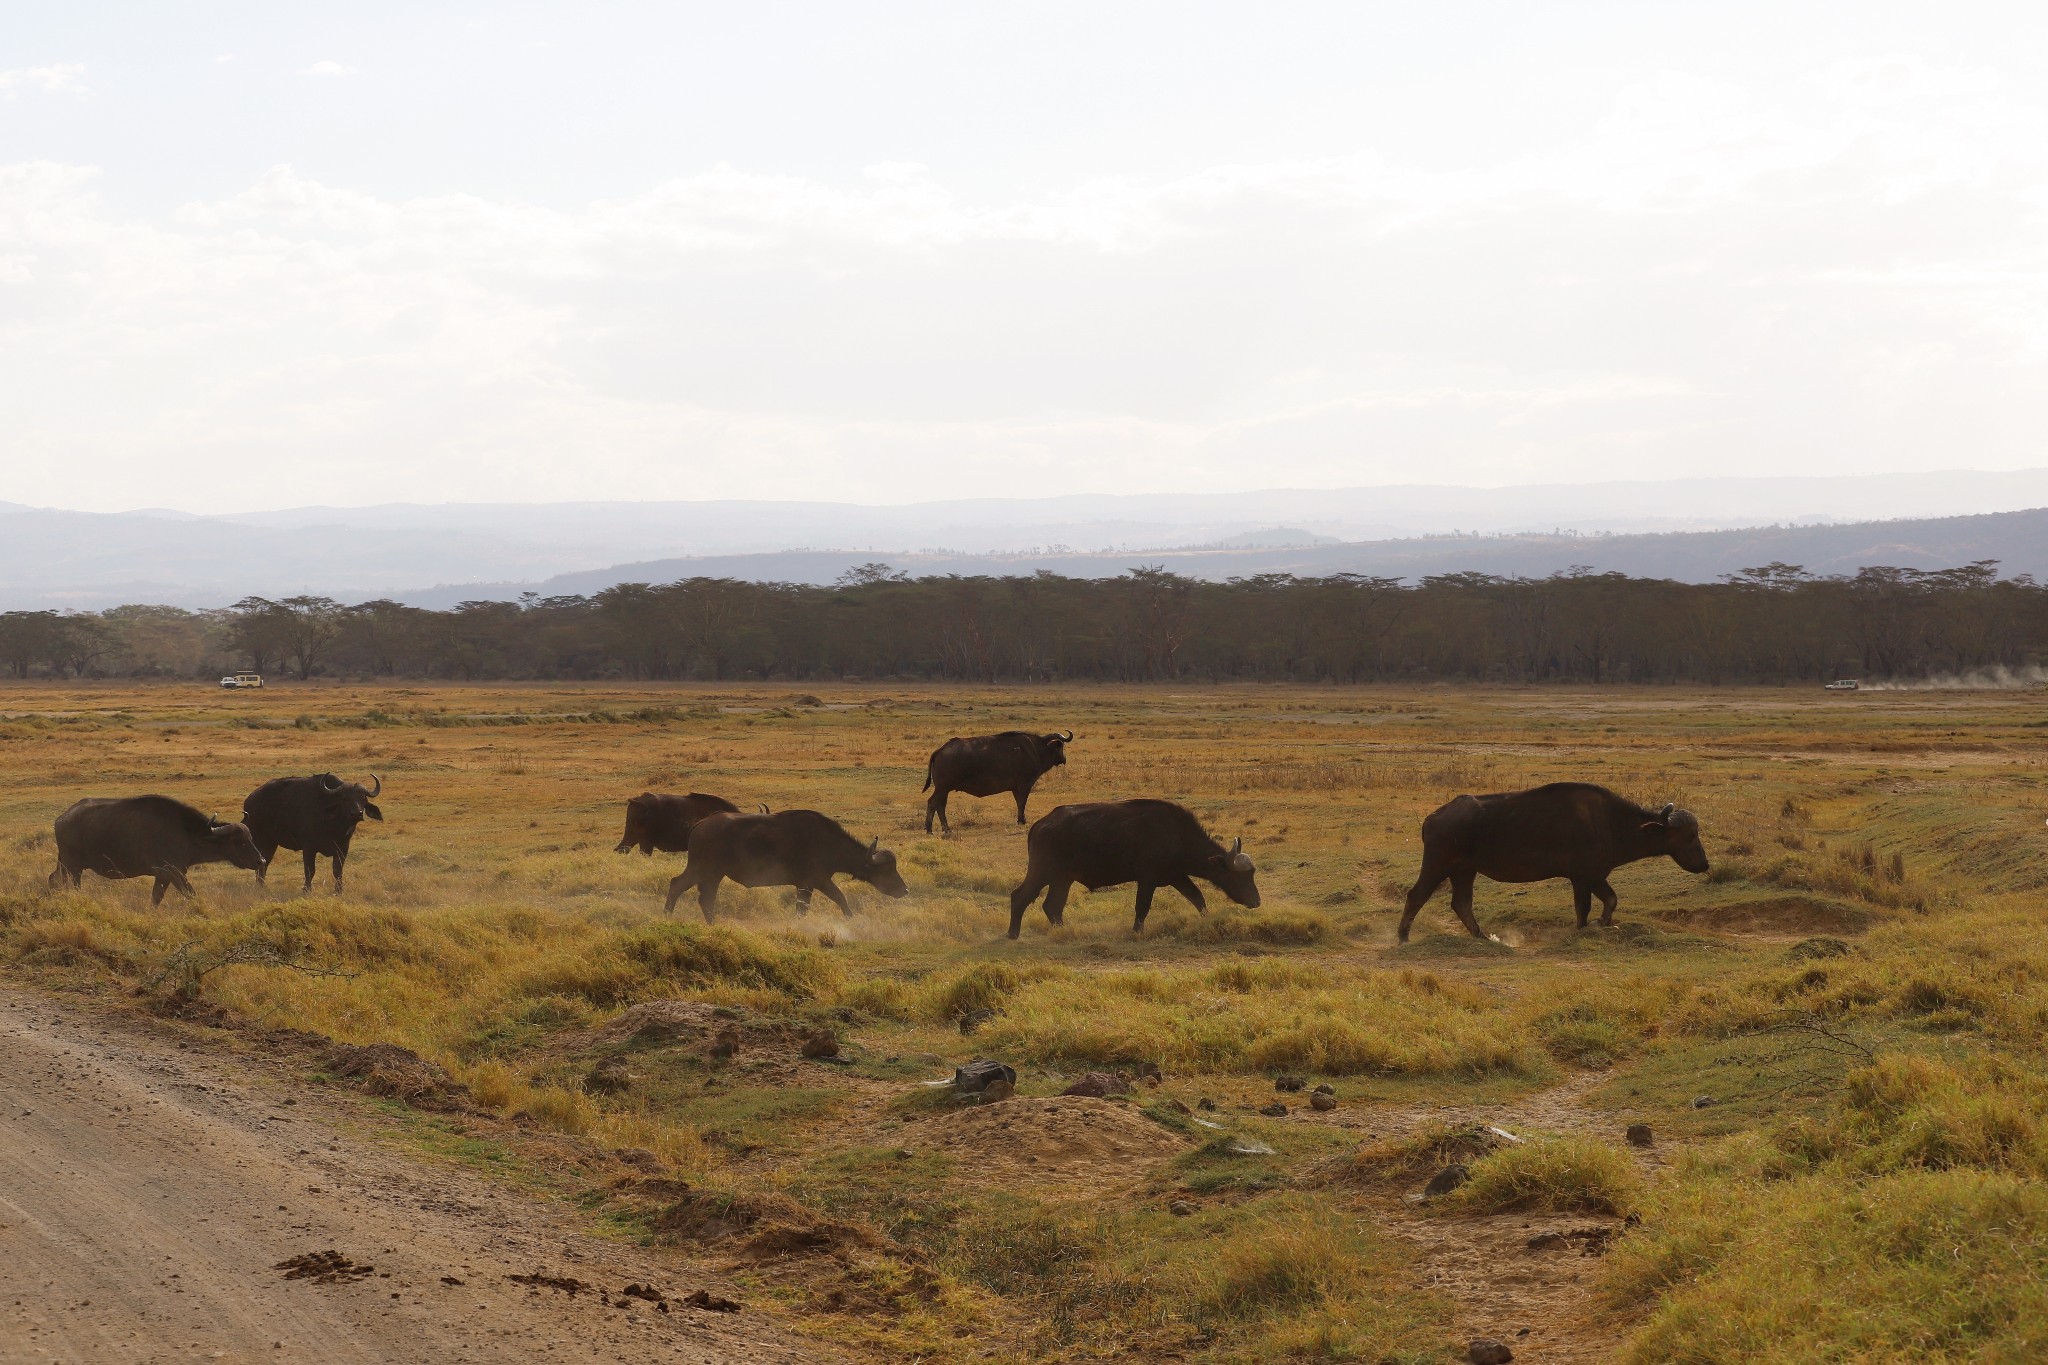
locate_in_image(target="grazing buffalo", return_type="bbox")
[923,729,1072,833]
[1007,799,1260,939]
[241,773,384,893]
[613,791,742,856]
[1398,782,1710,942]
[663,809,909,920]
[49,795,268,905]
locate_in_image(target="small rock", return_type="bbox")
[707,1029,740,1061]
[1197,1097,1218,1112]
[1625,1123,1654,1147]
[1312,1082,1335,1096]
[583,1059,632,1095]
[1467,1338,1513,1364]
[980,1078,1015,1102]
[1165,1098,1192,1115]
[952,1059,1017,1093]
[1423,1164,1470,1198]
[1062,1071,1132,1099]
[1690,1095,1716,1109]
[1527,1231,1567,1250]
[800,1029,840,1059]
[612,1147,664,1174]
[1258,1102,1289,1117]
[682,1288,740,1313]
[1168,1199,1196,1216]
[1274,1075,1306,1093]
[1309,1091,1337,1112]
[1227,1139,1276,1156]
[958,1008,996,1035]
[1133,1061,1164,1083]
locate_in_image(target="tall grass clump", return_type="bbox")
[1446,1137,1645,1216]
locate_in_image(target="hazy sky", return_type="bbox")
[5,2,2046,513]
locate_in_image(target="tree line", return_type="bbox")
[0,561,2041,686]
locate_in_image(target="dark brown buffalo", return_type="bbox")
[241,773,383,892]
[663,809,909,920]
[1398,782,1710,942]
[49,795,268,905]
[614,791,743,855]
[1007,799,1259,938]
[923,729,1072,833]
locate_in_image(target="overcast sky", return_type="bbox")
[4,2,2046,513]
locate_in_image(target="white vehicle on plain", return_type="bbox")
[1823,679,1860,691]
[218,673,265,690]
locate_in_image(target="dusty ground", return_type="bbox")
[0,987,836,1365]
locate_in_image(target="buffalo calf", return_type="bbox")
[1008,799,1259,938]
[664,809,909,921]
[51,795,268,906]
[1398,782,1709,942]
[614,791,742,856]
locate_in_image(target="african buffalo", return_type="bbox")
[49,795,268,905]
[614,791,742,856]
[1398,782,1709,942]
[923,729,1072,833]
[663,809,909,921]
[241,773,384,893]
[1007,799,1259,939]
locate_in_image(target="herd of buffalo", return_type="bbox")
[44,728,1711,941]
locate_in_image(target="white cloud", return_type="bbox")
[0,64,87,97]
[297,61,356,78]
[3,55,2047,512]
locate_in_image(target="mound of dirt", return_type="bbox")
[593,1000,796,1058]
[910,1096,1187,1195]
[1656,897,1872,940]
[323,1042,469,1110]
[652,1188,874,1264]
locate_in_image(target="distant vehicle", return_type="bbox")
[218,673,264,690]
[1824,679,1860,691]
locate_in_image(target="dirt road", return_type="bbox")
[0,988,837,1364]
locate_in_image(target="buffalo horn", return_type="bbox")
[1059,729,1074,742]
[1659,802,1675,823]
[1228,836,1253,872]
[320,774,342,791]
[367,773,382,798]
[758,803,770,814]
[869,835,884,863]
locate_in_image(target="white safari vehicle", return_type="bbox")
[1824,679,1860,691]
[219,673,265,690]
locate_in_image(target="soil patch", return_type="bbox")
[323,1042,469,1109]
[907,1096,1188,1195]
[1655,897,1871,940]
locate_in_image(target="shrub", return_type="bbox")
[1448,1137,1645,1216]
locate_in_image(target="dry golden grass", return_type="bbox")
[4,678,2048,1360]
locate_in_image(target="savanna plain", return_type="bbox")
[4,681,2047,1364]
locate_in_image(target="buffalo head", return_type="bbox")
[1641,802,1709,874]
[1207,836,1262,908]
[318,772,384,825]
[1039,730,1073,771]
[860,835,910,898]
[206,817,271,874]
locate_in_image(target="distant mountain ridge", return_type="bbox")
[4,470,2048,608]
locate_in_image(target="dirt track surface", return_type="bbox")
[0,988,836,1364]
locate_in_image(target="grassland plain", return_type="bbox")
[3,679,2047,1363]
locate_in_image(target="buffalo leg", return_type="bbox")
[814,880,852,917]
[1013,788,1030,825]
[253,843,278,884]
[1572,879,1594,929]
[332,848,347,894]
[695,875,724,922]
[151,869,194,906]
[1594,878,1619,927]
[793,887,813,916]
[664,866,699,914]
[48,861,80,890]
[927,790,950,835]
[1448,870,1487,940]
[1397,857,1451,942]
[1042,879,1072,928]
[1132,883,1158,932]
[302,849,319,893]
[1168,875,1208,913]
[1007,876,1045,939]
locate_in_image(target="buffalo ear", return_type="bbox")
[363,801,384,821]
[1640,820,1668,832]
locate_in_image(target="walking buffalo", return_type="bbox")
[613,791,742,856]
[923,730,1072,833]
[1398,782,1710,942]
[1007,799,1260,938]
[242,773,384,893]
[663,809,909,920]
[49,795,268,905]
